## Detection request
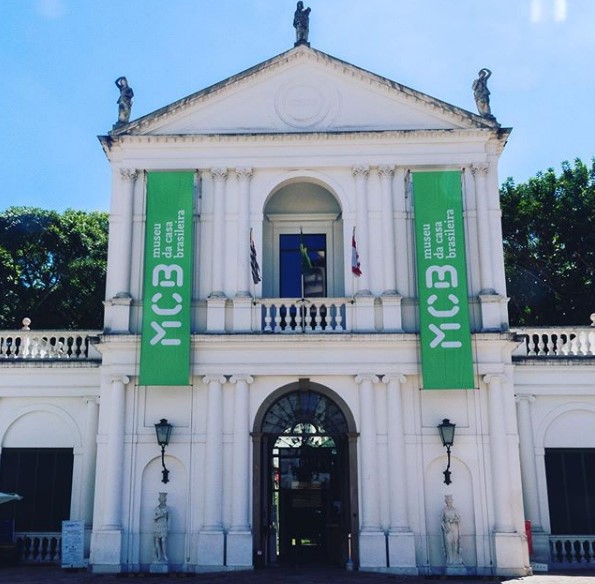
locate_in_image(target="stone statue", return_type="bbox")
[115,76,134,127]
[441,495,463,565]
[293,1,311,46]
[153,492,170,563]
[472,68,493,118]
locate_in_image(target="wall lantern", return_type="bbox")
[154,418,173,484]
[437,418,456,485]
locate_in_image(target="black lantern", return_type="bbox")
[437,418,456,485]
[155,418,173,484]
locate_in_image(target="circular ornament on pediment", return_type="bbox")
[274,81,338,129]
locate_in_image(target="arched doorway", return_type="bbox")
[253,382,358,568]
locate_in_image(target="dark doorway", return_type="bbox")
[255,389,355,567]
[0,448,73,532]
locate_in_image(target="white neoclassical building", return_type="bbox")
[1,43,595,577]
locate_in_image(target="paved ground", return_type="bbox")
[1,566,595,584]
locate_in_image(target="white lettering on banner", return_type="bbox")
[149,264,184,346]
[425,265,462,349]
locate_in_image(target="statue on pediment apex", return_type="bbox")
[293,1,311,47]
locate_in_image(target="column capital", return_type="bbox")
[471,163,490,176]
[515,394,536,404]
[202,375,226,385]
[210,167,229,182]
[382,374,406,385]
[355,373,379,384]
[119,168,139,182]
[235,167,253,181]
[230,374,254,385]
[377,165,395,179]
[111,375,130,386]
[483,373,506,386]
[352,165,370,178]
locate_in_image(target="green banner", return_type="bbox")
[139,172,194,386]
[412,171,474,389]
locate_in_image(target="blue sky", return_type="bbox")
[2,0,594,212]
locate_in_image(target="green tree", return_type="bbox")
[501,158,595,326]
[0,207,108,329]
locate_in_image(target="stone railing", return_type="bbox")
[512,327,595,357]
[549,535,595,567]
[0,331,101,360]
[15,532,61,564]
[257,298,352,333]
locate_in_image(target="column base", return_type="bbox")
[380,293,403,332]
[493,532,532,576]
[103,295,132,333]
[197,530,225,566]
[359,531,386,568]
[232,297,253,333]
[90,529,122,573]
[478,293,508,331]
[206,297,227,333]
[227,530,252,566]
[353,296,376,333]
[387,531,416,571]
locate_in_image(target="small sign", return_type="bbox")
[61,520,85,569]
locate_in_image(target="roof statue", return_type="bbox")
[293,1,311,47]
[472,68,495,120]
[114,76,134,128]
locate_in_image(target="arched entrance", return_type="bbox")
[253,382,358,568]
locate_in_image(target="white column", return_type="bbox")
[352,166,371,295]
[383,375,409,530]
[515,395,542,529]
[378,166,397,294]
[107,169,137,298]
[102,375,129,530]
[485,374,515,532]
[472,164,494,293]
[230,375,253,531]
[355,374,380,530]
[202,375,225,530]
[227,374,253,566]
[210,169,228,297]
[235,168,253,298]
[393,168,409,295]
[82,396,100,528]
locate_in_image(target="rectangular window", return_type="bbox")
[0,448,73,532]
[545,448,595,534]
[280,234,326,298]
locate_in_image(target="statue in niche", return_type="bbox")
[441,494,463,565]
[293,1,311,46]
[114,76,134,127]
[472,68,494,119]
[153,492,170,563]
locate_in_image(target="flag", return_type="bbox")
[300,242,313,274]
[351,227,362,277]
[250,229,261,284]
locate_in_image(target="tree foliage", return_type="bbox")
[501,158,595,326]
[0,207,108,329]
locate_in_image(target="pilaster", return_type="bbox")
[352,166,372,295]
[209,168,228,298]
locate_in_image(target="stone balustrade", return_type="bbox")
[512,327,595,357]
[549,535,595,567]
[0,331,100,360]
[15,532,62,564]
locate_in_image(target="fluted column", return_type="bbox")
[516,395,542,529]
[472,164,494,293]
[393,168,409,296]
[356,374,380,530]
[210,169,228,297]
[102,375,129,530]
[352,166,371,295]
[378,166,397,294]
[382,375,409,531]
[82,396,100,528]
[107,169,137,299]
[485,374,515,532]
[235,168,253,297]
[230,374,253,531]
[202,375,226,530]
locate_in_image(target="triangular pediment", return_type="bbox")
[112,46,498,138]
